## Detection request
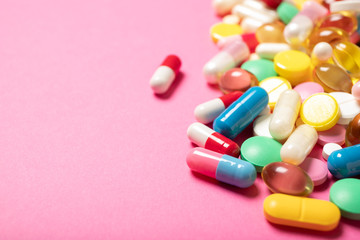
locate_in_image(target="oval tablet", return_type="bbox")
[253,114,272,138]
[259,77,292,110]
[241,136,282,172]
[219,68,258,94]
[210,22,243,43]
[329,92,360,125]
[299,157,328,186]
[300,93,340,131]
[264,194,341,231]
[294,82,324,102]
[330,178,360,220]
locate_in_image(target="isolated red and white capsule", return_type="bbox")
[150,55,181,94]
[187,122,240,157]
[194,91,243,124]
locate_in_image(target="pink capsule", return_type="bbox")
[187,122,240,157]
[194,91,243,124]
[217,32,259,52]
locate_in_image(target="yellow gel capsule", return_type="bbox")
[259,77,292,110]
[210,23,243,43]
[274,50,311,86]
[300,93,340,131]
[264,193,341,231]
[333,41,360,78]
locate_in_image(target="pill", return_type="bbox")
[255,43,291,60]
[322,143,342,161]
[262,162,314,196]
[253,114,272,138]
[203,40,250,84]
[212,0,242,16]
[187,122,240,157]
[332,41,360,78]
[319,11,358,35]
[307,27,349,52]
[232,4,277,24]
[317,124,346,146]
[194,91,243,124]
[293,82,324,102]
[259,77,292,110]
[329,92,360,125]
[259,105,271,116]
[276,2,299,25]
[295,117,304,127]
[313,63,353,93]
[328,144,360,178]
[240,136,282,172]
[284,1,328,46]
[330,0,360,13]
[281,124,318,165]
[274,50,311,86]
[186,147,256,188]
[345,113,360,146]
[222,14,241,24]
[219,68,258,94]
[299,157,328,186]
[330,178,360,220]
[311,42,333,66]
[241,59,277,82]
[210,22,243,43]
[149,55,181,94]
[217,32,259,52]
[214,86,268,139]
[262,0,283,9]
[300,93,340,131]
[264,194,341,231]
[352,81,360,101]
[241,17,264,33]
[255,22,287,43]
[269,90,301,142]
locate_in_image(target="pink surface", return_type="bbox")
[0,1,359,239]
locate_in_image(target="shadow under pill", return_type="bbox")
[341,217,360,228]
[154,71,185,99]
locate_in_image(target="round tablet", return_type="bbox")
[253,114,273,138]
[299,157,328,186]
[274,50,311,86]
[322,143,342,161]
[241,59,277,82]
[277,2,299,24]
[210,22,243,43]
[241,136,282,172]
[300,93,340,131]
[318,124,346,146]
[330,178,360,220]
[329,92,360,125]
[294,82,324,102]
[255,22,286,43]
[259,77,292,110]
[219,68,258,94]
[352,81,360,101]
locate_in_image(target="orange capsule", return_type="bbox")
[255,22,286,43]
[318,11,357,35]
[345,113,360,147]
[307,27,349,51]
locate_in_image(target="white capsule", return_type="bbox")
[241,17,264,33]
[270,90,301,142]
[330,0,360,13]
[203,40,250,84]
[322,143,342,160]
[256,43,291,60]
[187,122,215,147]
[281,124,318,165]
[212,0,243,16]
[232,5,277,23]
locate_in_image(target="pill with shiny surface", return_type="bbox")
[299,157,328,186]
[150,55,181,94]
[281,124,318,165]
[329,92,360,125]
[210,22,243,43]
[328,144,360,178]
[330,0,360,13]
[212,0,242,16]
[241,59,277,82]
[232,4,277,24]
[345,113,360,147]
[332,41,360,78]
[219,68,258,94]
[330,178,360,220]
[187,122,240,157]
[253,114,273,138]
[259,77,292,110]
[270,90,301,142]
[255,43,291,60]
[264,194,341,231]
[194,91,243,124]
[311,42,333,66]
[307,27,349,51]
[318,11,358,35]
[276,2,299,24]
[186,147,256,188]
[204,40,250,84]
[262,162,314,196]
[255,22,287,43]
[214,86,269,139]
[293,82,324,102]
[352,81,360,101]
[317,124,346,146]
[322,143,342,160]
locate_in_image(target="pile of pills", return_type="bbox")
[150,0,360,232]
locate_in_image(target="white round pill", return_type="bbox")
[312,42,333,62]
[253,114,273,138]
[322,143,342,160]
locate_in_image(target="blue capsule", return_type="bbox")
[213,86,268,139]
[328,144,360,179]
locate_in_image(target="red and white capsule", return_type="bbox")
[150,55,181,94]
[194,91,243,124]
[187,122,240,157]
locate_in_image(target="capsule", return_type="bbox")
[194,91,243,124]
[212,0,242,16]
[328,144,360,179]
[214,86,269,139]
[264,194,341,231]
[149,55,181,94]
[281,124,318,165]
[203,40,250,84]
[345,113,360,147]
[318,11,358,35]
[217,32,259,52]
[269,90,301,142]
[255,43,291,60]
[232,4,277,24]
[186,147,256,188]
[187,122,240,157]
[219,68,258,94]
[307,27,349,51]
[256,22,287,43]
[284,1,328,46]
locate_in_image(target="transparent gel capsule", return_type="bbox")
[262,162,314,196]
[256,22,286,43]
[333,41,360,78]
[219,68,258,94]
[318,11,358,35]
[313,62,353,93]
[307,27,349,51]
[345,113,360,147]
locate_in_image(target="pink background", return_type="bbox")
[0,0,359,239]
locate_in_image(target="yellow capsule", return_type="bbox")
[333,41,360,78]
[264,193,341,231]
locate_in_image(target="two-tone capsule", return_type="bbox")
[194,91,243,124]
[187,147,256,188]
[187,122,240,157]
